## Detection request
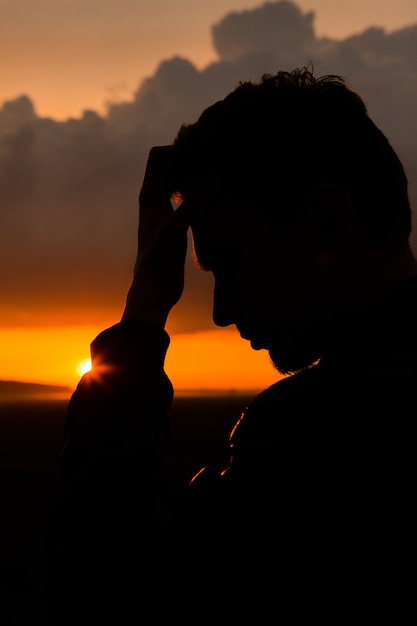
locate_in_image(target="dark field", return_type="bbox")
[0,392,256,625]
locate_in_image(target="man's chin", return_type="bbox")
[267,344,321,376]
[244,327,322,375]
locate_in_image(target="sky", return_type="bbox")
[1,0,417,390]
[2,0,417,119]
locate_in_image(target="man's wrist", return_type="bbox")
[91,319,170,368]
[121,287,169,329]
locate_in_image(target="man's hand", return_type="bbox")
[121,146,191,328]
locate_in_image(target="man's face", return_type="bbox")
[191,205,327,375]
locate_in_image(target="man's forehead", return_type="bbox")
[190,215,226,260]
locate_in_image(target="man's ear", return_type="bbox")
[308,183,354,268]
[309,184,353,243]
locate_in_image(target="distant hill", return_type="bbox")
[0,380,72,401]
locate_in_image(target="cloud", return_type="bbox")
[212,0,315,63]
[1,0,417,332]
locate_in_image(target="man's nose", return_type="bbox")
[212,280,235,327]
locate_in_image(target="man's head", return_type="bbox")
[167,67,411,246]
[164,67,414,374]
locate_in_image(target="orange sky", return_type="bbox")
[2,0,417,120]
[0,325,282,392]
[1,0,417,391]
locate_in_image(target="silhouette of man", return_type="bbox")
[44,68,417,623]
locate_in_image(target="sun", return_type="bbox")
[77,358,92,376]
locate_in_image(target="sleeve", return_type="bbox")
[58,319,173,495]
[43,320,176,623]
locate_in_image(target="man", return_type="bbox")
[45,68,416,622]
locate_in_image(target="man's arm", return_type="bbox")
[53,144,191,491]
[57,145,191,486]
[122,145,191,327]
[43,146,193,622]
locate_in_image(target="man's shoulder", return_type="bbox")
[229,365,325,445]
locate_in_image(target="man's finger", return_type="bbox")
[138,145,174,250]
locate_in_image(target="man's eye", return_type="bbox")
[196,244,245,274]
[214,255,240,277]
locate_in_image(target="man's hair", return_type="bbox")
[166,67,411,247]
